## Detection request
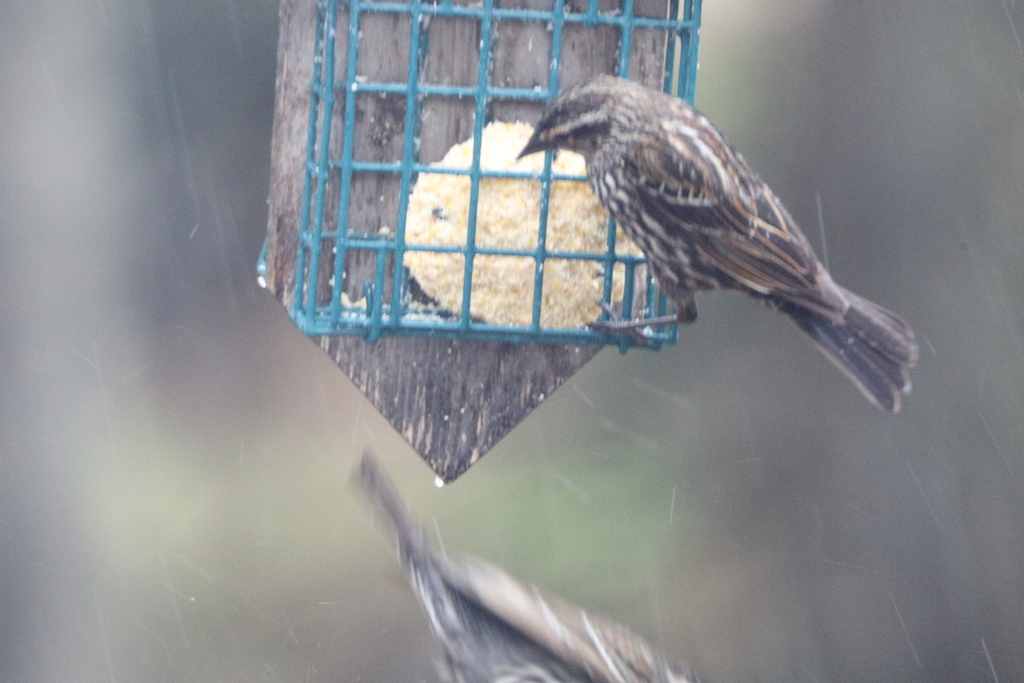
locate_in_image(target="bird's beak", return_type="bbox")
[517,133,547,160]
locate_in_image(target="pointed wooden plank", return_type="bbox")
[320,337,600,482]
[264,0,670,481]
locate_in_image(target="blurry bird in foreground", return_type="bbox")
[353,451,701,683]
[519,76,919,412]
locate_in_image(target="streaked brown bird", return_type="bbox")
[519,76,919,412]
[353,451,702,683]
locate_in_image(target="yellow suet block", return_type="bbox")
[404,121,641,328]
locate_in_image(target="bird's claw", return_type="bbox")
[587,301,678,341]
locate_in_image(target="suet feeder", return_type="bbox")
[261,0,702,481]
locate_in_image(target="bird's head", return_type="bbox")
[518,75,640,161]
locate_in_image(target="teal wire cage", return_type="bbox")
[274,0,702,348]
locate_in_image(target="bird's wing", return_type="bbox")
[356,452,697,683]
[453,558,694,683]
[628,136,844,317]
[449,560,622,682]
[355,453,646,683]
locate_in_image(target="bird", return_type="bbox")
[518,76,919,412]
[352,450,702,683]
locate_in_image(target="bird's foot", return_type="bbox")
[587,301,679,340]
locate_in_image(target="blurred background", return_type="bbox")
[2,0,1023,681]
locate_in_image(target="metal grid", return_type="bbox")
[290,0,701,348]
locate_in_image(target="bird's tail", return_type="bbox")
[783,288,919,412]
[352,451,433,567]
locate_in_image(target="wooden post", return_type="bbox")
[264,0,671,482]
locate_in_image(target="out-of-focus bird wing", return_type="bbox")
[354,453,610,682]
[354,452,696,683]
[448,560,623,682]
[451,558,695,683]
[628,131,846,318]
